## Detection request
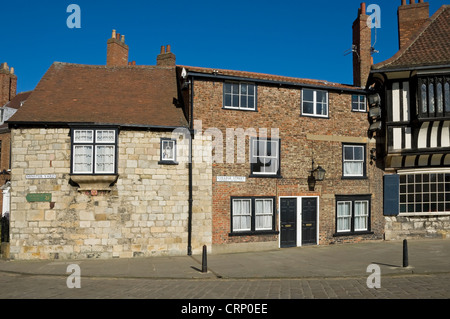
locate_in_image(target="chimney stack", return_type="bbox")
[352,2,372,88]
[398,0,429,49]
[156,45,176,66]
[106,29,129,66]
[0,62,17,106]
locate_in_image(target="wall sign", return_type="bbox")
[26,193,52,202]
[216,176,246,183]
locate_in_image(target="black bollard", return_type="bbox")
[202,245,207,273]
[403,239,409,267]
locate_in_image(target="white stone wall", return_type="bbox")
[9,128,212,259]
[385,215,450,240]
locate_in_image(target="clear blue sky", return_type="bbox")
[2,0,448,93]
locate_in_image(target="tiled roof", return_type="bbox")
[373,5,450,71]
[8,63,187,128]
[2,91,32,109]
[180,65,359,91]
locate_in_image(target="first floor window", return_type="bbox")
[250,138,280,177]
[343,144,365,178]
[159,138,177,164]
[302,89,328,117]
[231,197,276,233]
[224,82,256,111]
[71,128,117,174]
[352,95,367,112]
[335,195,371,233]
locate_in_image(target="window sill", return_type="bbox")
[249,174,282,179]
[70,174,118,191]
[333,231,373,237]
[222,107,258,112]
[341,176,368,180]
[158,161,179,165]
[229,230,279,237]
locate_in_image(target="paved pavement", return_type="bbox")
[0,238,449,302]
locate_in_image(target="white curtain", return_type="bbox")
[337,201,351,232]
[73,145,93,173]
[255,199,273,230]
[233,200,251,231]
[354,201,368,231]
[96,145,115,173]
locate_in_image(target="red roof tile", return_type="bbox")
[180,65,359,91]
[8,63,187,127]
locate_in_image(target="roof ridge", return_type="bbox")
[373,5,449,70]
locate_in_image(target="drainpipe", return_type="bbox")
[187,76,194,256]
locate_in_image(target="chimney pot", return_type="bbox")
[10,67,14,75]
[121,35,125,43]
[361,3,366,14]
[112,29,116,39]
[160,46,165,54]
[401,0,406,5]
[166,45,171,53]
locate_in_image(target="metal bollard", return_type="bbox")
[202,245,207,273]
[403,239,409,267]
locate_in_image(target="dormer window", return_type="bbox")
[223,82,256,111]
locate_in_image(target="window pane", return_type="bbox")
[248,84,255,96]
[161,140,175,161]
[96,130,115,143]
[445,83,450,112]
[240,95,247,108]
[429,83,435,114]
[353,146,363,160]
[73,145,93,173]
[233,199,251,232]
[255,199,273,230]
[224,94,231,106]
[303,89,314,102]
[421,83,427,113]
[224,83,231,94]
[303,102,314,115]
[74,130,93,143]
[96,145,115,173]
[437,83,443,113]
[354,201,368,231]
[337,202,351,232]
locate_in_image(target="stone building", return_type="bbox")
[368,2,450,240]
[6,32,212,259]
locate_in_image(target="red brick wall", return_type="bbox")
[398,2,429,50]
[192,79,385,248]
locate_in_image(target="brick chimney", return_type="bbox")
[106,29,129,66]
[398,0,429,50]
[157,45,176,66]
[352,2,372,88]
[0,62,17,107]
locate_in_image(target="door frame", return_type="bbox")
[278,196,319,248]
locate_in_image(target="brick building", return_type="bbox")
[368,2,450,239]
[176,3,384,253]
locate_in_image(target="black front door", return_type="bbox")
[280,198,297,248]
[302,198,317,245]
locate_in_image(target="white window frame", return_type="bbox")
[336,201,352,233]
[255,198,274,231]
[232,199,252,232]
[223,82,256,111]
[301,89,328,117]
[352,94,367,112]
[354,200,369,231]
[250,138,280,176]
[159,138,177,163]
[343,144,365,177]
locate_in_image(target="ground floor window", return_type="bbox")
[230,197,276,234]
[399,171,450,213]
[335,195,371,234]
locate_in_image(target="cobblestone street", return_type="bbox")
[0,272,449,299]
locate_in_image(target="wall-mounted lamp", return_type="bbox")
[307,159,326,191]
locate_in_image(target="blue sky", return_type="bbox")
[2,0,448,93]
